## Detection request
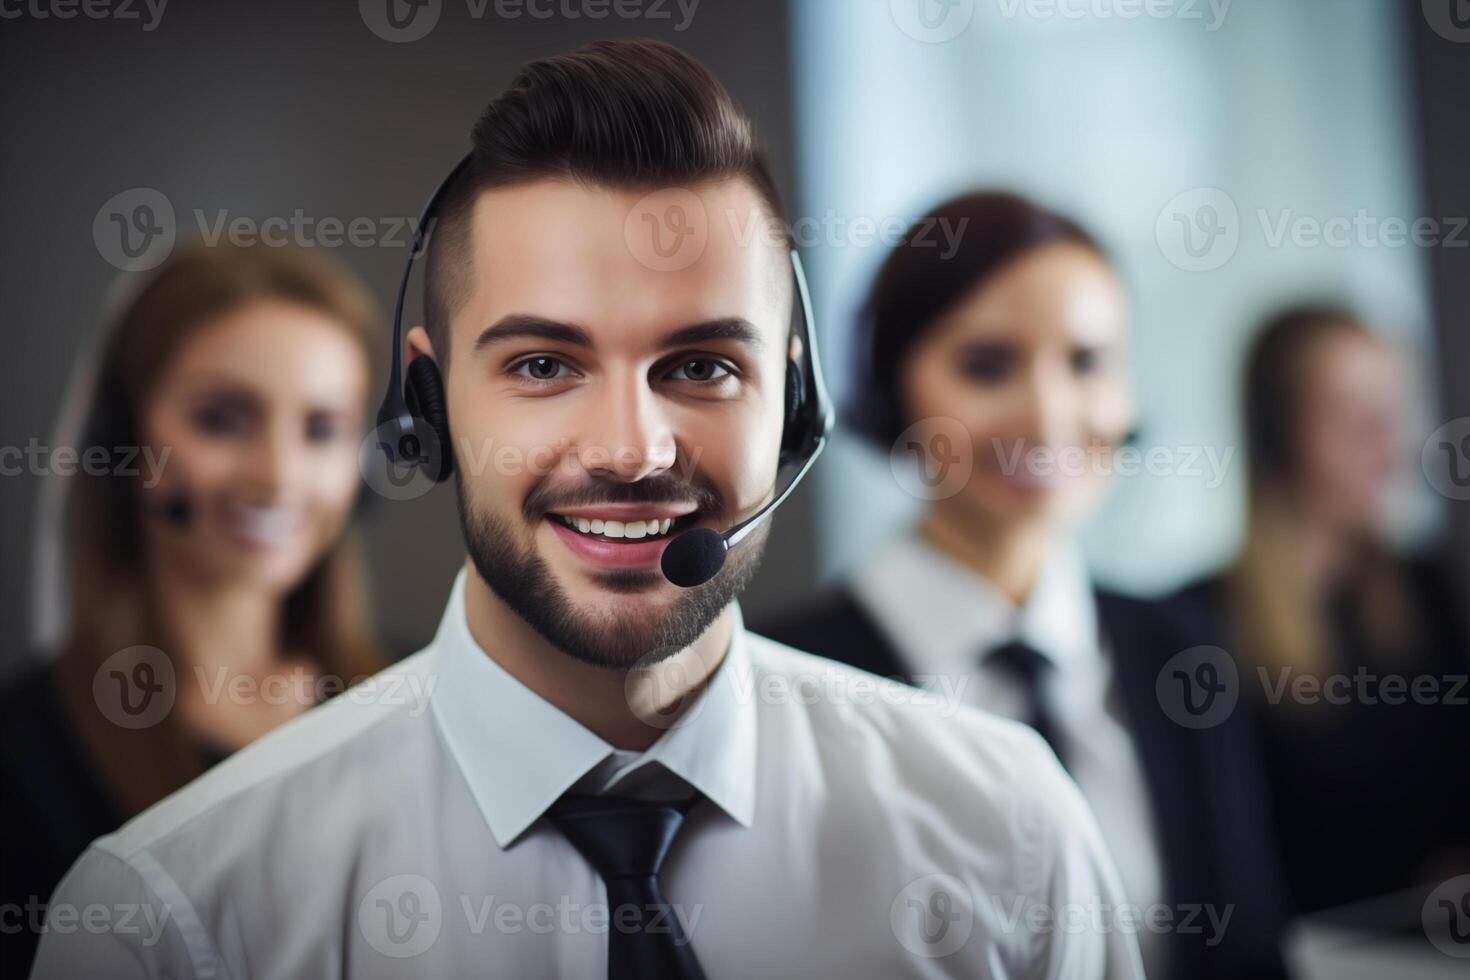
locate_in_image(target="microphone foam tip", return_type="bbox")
[660,527,728,588]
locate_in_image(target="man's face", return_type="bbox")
[417,177,791,668]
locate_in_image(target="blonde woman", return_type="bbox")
[1,241,388,975]
[1176,306,1470,915]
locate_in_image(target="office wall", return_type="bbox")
[1410,1,1470,619]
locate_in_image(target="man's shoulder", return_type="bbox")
[742,632,1112,910]
[742,631,1070,807]
[39,649,445,976]
[99,647,439,863]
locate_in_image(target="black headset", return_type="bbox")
[374,152,833,587]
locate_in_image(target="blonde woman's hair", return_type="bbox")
[1228,306,1414,684]
[54,239,388,816]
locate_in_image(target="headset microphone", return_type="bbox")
[659,435,826,586]
[154,489,195,527]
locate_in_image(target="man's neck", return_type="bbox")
[460,560,736,752]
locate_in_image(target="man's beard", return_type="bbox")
[453,472,768,670]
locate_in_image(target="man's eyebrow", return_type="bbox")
[474,315,593,353]
[660,318,766,353]
[473,315,767,354]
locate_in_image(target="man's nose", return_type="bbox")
[575,375,678,483]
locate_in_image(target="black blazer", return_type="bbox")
[0,657,247,978]
[0,660,126,979]
[1173,558,1470,917]
[757,585,1292,980]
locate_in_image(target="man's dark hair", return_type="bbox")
[424,38,788,363]
[849,192,1109,450]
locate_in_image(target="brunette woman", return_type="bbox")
[761,192,1291,980]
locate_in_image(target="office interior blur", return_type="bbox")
[1,1,1467,978]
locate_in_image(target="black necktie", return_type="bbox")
[985,640,1069,772]
[548,793,707,980]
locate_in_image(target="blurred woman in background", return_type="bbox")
[0,241,388,974]
[1176,306,1470,915]
[761,192,1290,980]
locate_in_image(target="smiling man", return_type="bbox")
[435,172,787,691]
[32,40,1143,979]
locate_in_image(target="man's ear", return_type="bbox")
[406,325,436,363]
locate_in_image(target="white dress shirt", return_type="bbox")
[33,565,1144,979]
[851,534,1166,973]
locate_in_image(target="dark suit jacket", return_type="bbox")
[1173,559,1470,917]
[0,661,126,979]
[757,585,1292,980]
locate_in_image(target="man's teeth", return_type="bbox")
[554,515,675,538]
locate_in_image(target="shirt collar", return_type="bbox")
[850,533,1100,676]
[428,566,758,848]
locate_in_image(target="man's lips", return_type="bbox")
[547,518,678,568]
[547,503,698,520]
[543,505,702,570]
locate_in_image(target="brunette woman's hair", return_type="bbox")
[849,191,1106,449]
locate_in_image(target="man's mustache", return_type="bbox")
[523,473,723,521]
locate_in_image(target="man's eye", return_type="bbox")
[667,359,730,383]
[512,356,572,382]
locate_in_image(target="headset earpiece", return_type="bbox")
[404,356,454,483]
[780,359,807,463]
